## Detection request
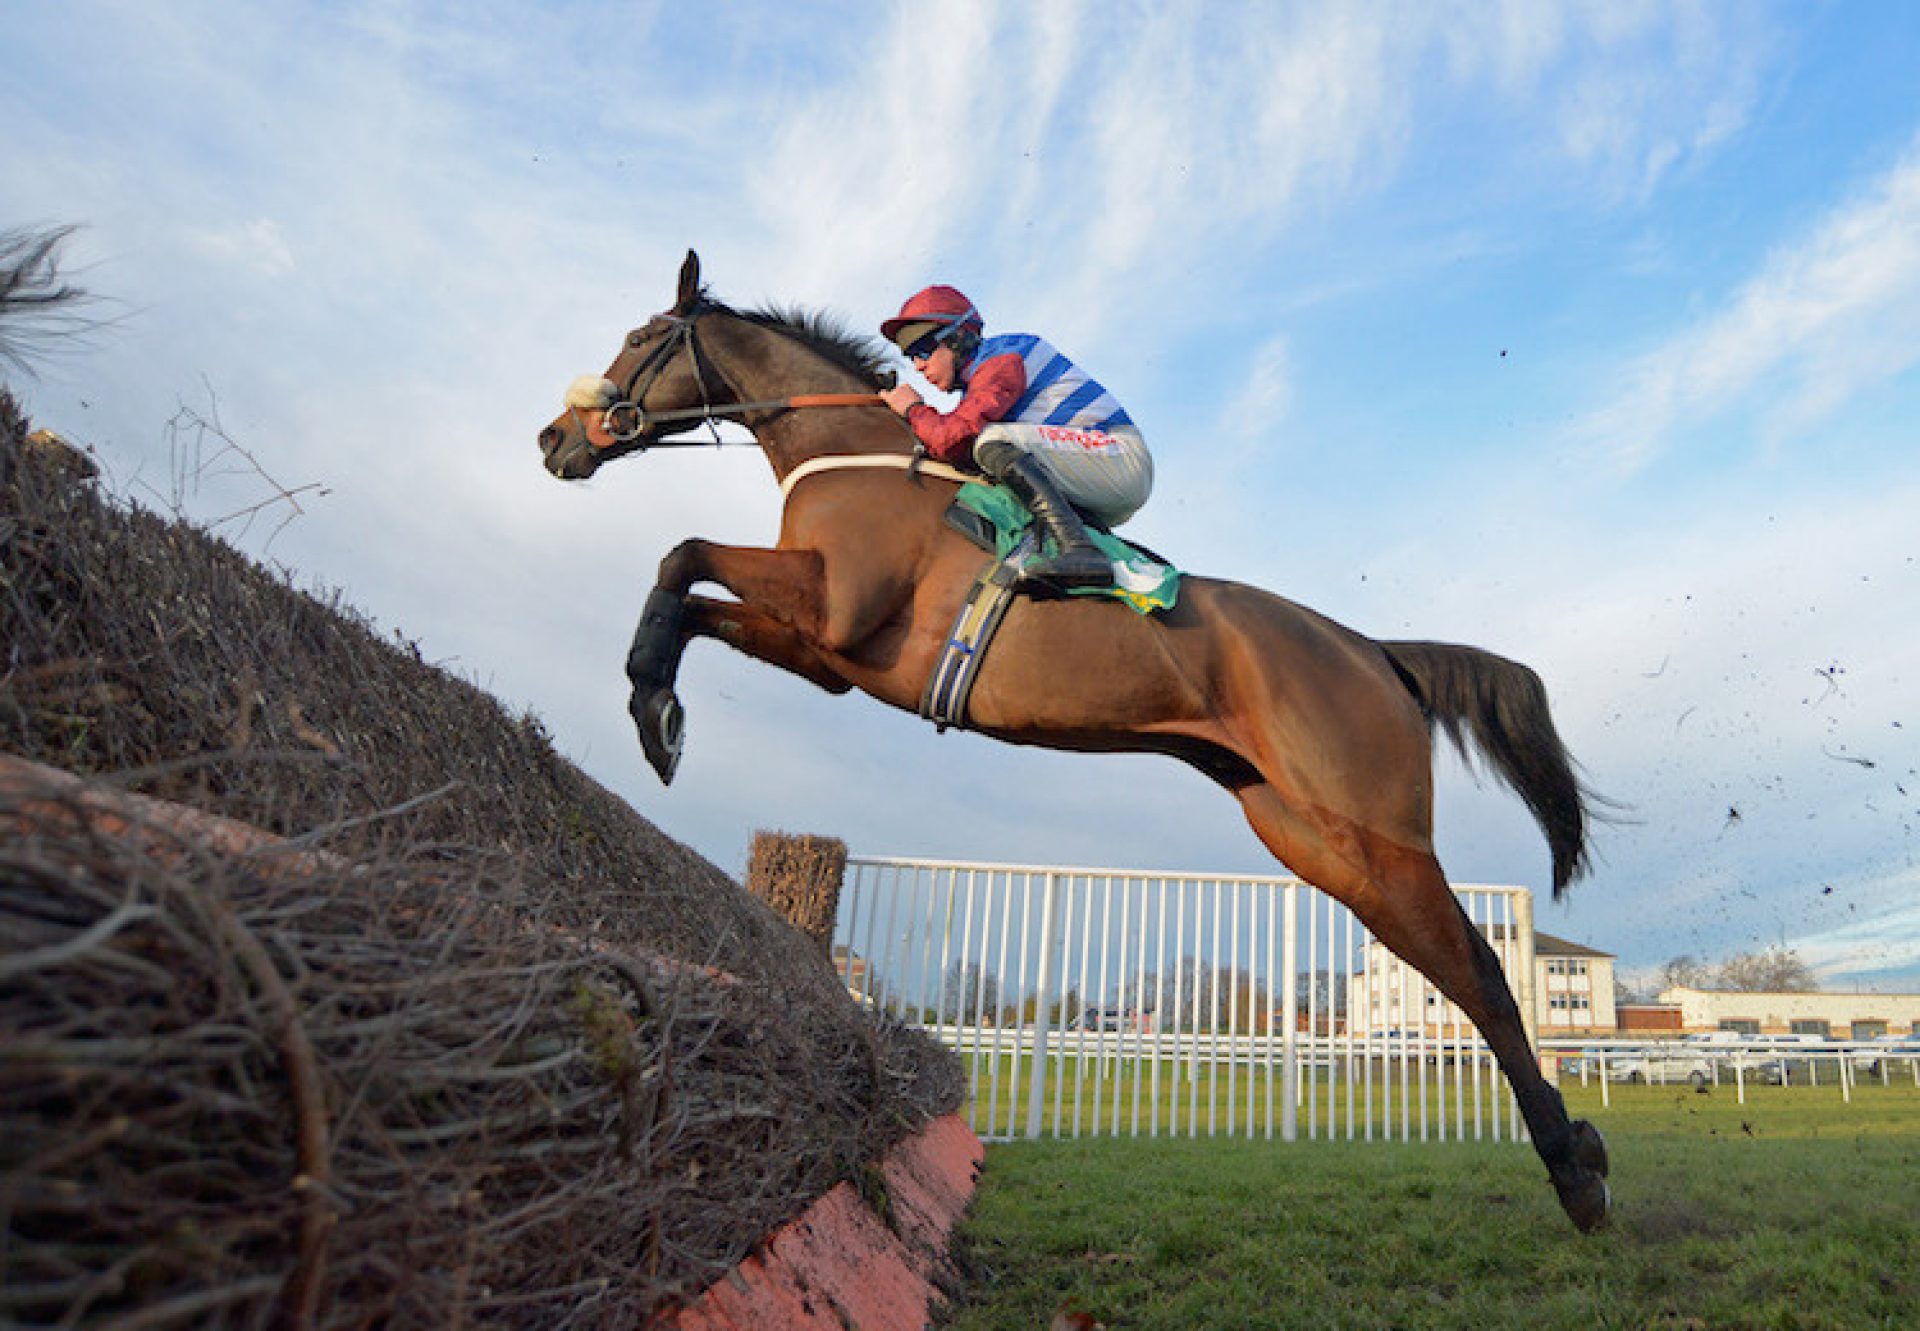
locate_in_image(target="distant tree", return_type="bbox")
[0,224,98,376]
[1134,960,1273,1033]
[1617,969,1674,1005]
[1296,970,1349,1019]
[1715,948,1816,993]
[937,960,1000,1024]
[1657,955,1710,993]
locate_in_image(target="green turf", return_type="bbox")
[941,1082,1920,1330]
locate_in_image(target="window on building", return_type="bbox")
[1853,1020,1888,1039]
[1719,1018,1760,1036]
[1790,1019,1831,1038]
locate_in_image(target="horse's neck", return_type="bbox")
[719,321,910,476]
[759,405,912,479]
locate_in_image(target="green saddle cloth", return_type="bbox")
[956,484,1181,616]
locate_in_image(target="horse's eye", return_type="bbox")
[628,330,647,348]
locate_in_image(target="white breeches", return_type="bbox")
[974,422,1154,527]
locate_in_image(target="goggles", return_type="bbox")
[903,328,948,360]
[893,302,979,360]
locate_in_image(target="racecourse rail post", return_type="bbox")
[1281,881,1300,1142]
[1024,869,1063,1140]
[1513,890,1540,1057]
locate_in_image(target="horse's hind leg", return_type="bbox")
[1234,789,1611,1232]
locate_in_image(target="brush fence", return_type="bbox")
[834,856,1537,1144]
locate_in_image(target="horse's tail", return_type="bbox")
[1378,640,1594,899]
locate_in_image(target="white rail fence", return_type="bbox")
[832,856,1536,1144]
[1543,1039,1920,1106]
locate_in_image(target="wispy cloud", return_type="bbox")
[1224,334,1294,434]
[1580,131,1920,474]
[1791,866,1920,988]
[186,218,296,278]
[726,3,1770,366]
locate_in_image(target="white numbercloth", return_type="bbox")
[975,422,1153,527]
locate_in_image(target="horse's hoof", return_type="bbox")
[631,689,684,784]
[1571,1119,1610,1178]
[1556,1172,1611,1234]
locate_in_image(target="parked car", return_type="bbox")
[1072,1007,1150,1032]
[1849,1035,1920,1076]
[1602,1046,1714,1086]
[1601,1034,1775,1086]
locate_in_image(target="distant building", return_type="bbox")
[1617,1003,1684,1033]
[1656,986,1920,1038]
[1354,925,1618,1038]
[832,944,870,1002]
[1538,932,1618,1035]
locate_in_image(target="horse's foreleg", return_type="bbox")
[1233,788,1610,1233]
[687,597,853,695]
[628,541,834,783]
[656,539,829,636]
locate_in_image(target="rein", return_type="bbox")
[600,392,886,446]
[586,305,887,448]
[576,301,968,494]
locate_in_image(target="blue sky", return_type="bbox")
[5,2,1919,989]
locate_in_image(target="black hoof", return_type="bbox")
[1556,1172,1612,1234]
[1552,1121,1612,1233]
[1571,1119,1610,1178]
[631,688,684,784]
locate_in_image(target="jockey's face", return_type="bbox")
[915,341,961,393]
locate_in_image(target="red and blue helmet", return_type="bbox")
[881,285,983,358]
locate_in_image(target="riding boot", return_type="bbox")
[975,439,1115,592]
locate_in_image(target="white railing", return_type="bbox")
[833,855,1535,1143]
[1540,1038,1920,1106]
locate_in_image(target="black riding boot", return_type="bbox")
[975,439,1114,592]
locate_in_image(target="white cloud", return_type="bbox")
[1223,334,1294,433]
[1792,868,1920,988]
[185,218,296,278]
[1581,131,1920,473]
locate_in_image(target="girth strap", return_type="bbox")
[919,539,1030,732]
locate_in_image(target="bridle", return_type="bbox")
[581,301,883,451]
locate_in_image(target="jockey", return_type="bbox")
[879,285,1153,592]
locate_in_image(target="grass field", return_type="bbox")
[941,1081,1920,1330]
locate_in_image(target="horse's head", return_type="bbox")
[539,250,723,480]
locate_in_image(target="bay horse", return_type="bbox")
[538,251,1611,1231]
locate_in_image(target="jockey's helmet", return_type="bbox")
[881,285,983,359]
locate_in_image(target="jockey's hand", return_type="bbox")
[881,384,922,416]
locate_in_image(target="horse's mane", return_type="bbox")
[712,293,894,389]
[1,224,96,375]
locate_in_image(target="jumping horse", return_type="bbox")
[538,251,1611,1231]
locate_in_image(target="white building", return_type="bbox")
[1657,986,1920,1038]
[1538,932,1618,1035]
[1353,922,1618,1039]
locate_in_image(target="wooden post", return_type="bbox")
[744,830,847,959]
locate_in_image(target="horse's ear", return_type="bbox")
[675,250,701,312]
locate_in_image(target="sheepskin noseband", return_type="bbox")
[566,375,619,410]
